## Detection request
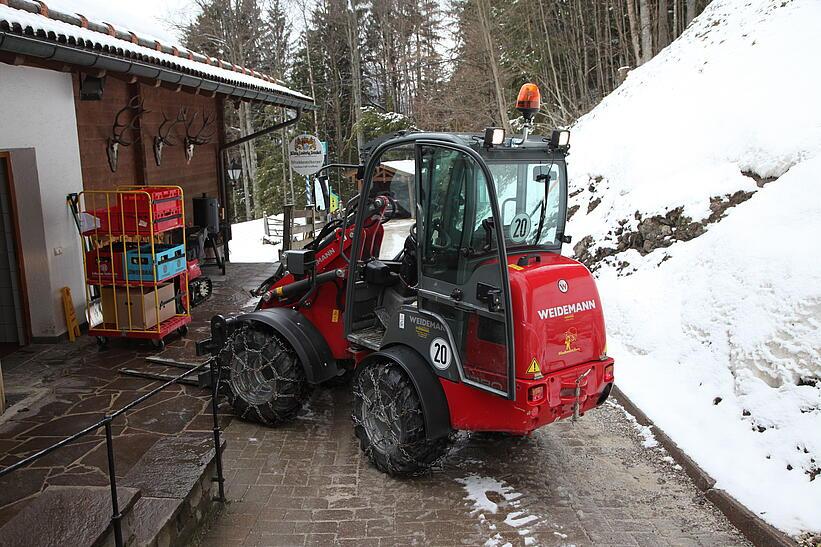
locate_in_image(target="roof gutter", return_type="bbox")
[0,30,317,110]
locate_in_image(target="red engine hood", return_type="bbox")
[508,253,607,377]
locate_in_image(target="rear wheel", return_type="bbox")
[352,362,449,476]
[218,323,310,426]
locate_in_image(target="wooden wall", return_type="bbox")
[73,75,225,220]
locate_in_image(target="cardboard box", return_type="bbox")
[101,283,176,330]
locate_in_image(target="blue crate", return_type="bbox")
[124,243,186,282]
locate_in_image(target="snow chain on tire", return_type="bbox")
[217,323,310,426]
[352,361,450,476]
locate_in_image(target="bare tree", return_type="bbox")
[657,0,669,51]
[638,0,654,63]
[476,0,511,132]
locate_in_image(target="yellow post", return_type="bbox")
[61,286,81,342]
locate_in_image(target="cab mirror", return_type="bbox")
[533,165,555,182]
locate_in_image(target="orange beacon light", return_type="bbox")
[516,83,541,119]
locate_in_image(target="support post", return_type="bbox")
[104,419,124,547]
[210,361,225,502]
[282,205,293,256]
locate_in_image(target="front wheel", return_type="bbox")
[352,362,450,476]
[218,324,310,426]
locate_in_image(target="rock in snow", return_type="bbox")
[566,0,821,537]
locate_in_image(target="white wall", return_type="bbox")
[0,63,85,339]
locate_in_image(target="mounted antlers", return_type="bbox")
[106,96,148,173]
[153,107,187,166]
[184,110,216,163]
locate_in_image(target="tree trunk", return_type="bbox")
[346,1,365,157]
[238,102,257,220]
[625,0,642,66]
[673,0,679,37]
[476,0,511,132]
[538,1,568,120]
[685,0,696,27]
[301,2,319,134]
[638,0,653,63]
[657,0,669,50]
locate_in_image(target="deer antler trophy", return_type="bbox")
[184,110,216,163]
[106,96,148,173]
[153,107,187,166]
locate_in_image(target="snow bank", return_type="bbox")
[567,0,821,536]
[229,218,280,263]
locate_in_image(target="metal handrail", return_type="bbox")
[0,358,225,547]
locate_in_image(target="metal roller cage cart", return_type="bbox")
[74,185,191,350]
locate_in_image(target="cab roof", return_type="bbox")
[362,131,569,164]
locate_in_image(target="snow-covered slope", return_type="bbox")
[566,0,821,537]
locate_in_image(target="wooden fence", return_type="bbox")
[263,205,328,258]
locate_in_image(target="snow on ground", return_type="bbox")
[456,475,539,546]
[229,218,281,263]
[567,0,821,536]
[230,215,411,263]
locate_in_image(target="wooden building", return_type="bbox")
[0,0,314,344]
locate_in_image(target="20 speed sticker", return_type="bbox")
[429,337,452,370]
[509,213,531,243]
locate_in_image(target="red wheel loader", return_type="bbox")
[197,84,615,475]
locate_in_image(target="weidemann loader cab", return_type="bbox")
[199,84,615,475]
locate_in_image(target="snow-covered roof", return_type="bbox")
[381,160,415,176]
[0,0,314,109]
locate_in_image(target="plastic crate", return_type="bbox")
[81,204,182,236]
[118,188,183,235]
[80,207,122,235]
[125,243,186,282]
[120,212,183,235]
[85,243,135,281]
[120,187,182,218]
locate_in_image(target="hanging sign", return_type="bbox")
[288,134,325,176]
[329,188,340,213]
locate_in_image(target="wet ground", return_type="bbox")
[0,262,273,528]
[199,386,749,546]
[0,261,749,546]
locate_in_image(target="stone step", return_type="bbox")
[122,433,224,547]
[0,485,141,547]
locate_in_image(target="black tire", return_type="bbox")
[177,324,189,337]
[218,323,310,426]
[151,338,165,350]
[96,336,109,349]
[352,362,450,476]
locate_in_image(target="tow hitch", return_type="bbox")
[573,368,593,422]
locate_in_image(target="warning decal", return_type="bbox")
[526,358,541,375]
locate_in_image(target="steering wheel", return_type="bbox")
[379,194,398,224]
[430,218,453,251]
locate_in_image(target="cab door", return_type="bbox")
[416,143,515,399]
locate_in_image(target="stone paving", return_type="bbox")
[0,262,274,528]
[198,387,749,546]
[0,261,750,546]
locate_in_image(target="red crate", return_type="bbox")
[118,188,183,235]
[85,243,134,281]
[120,212,183,235]
[120,188,182,220]
[81,207,122,235]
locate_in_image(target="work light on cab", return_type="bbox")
[550,129,571,150]
[483,127,505,147]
